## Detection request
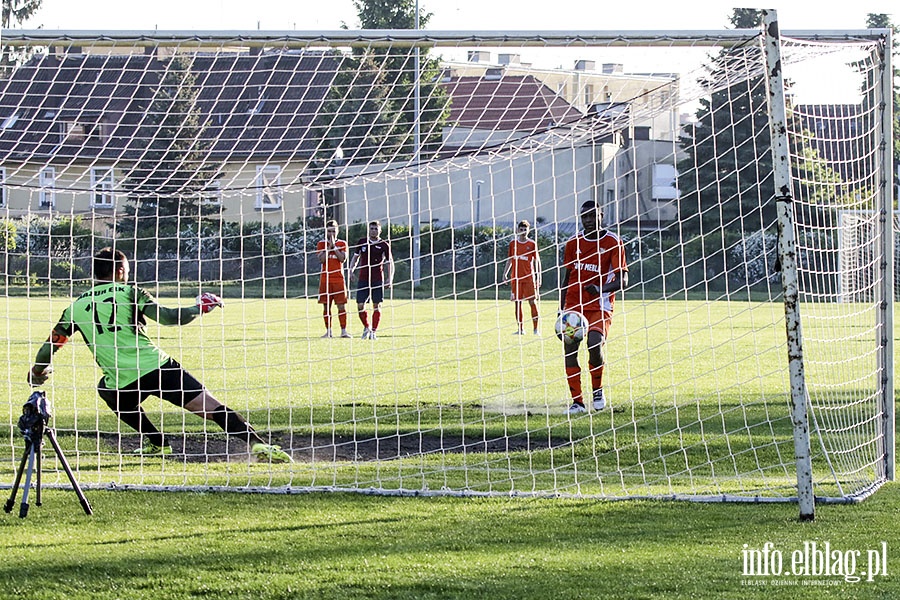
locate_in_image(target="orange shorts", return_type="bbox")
[510,277,537,301]
[318,277,347,305]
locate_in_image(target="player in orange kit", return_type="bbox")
[559,201,628,415]
[503,220,542,335]
[316,219,351,338]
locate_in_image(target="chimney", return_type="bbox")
[574,59,596,71]
[498,53,521,66]
[467,50,491,63]
[601,63,624,74]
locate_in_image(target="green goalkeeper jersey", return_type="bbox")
[54,282,169,389]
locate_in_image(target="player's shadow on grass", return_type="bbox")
[95,430,578,463]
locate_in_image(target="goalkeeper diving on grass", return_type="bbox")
[27,247,292,463]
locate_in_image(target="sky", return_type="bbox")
[18,0,895,34]
[6,0,898,103]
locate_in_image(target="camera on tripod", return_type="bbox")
[5,389,92,518]
[19,391,51,444]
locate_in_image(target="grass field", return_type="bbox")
[0,485,897,599]
[0,293,894,597]
[0,295,885,499]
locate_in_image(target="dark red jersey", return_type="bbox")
[353,238,392,283]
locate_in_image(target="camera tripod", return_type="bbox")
[4,391,92,518]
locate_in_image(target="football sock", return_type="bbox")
[372,309,381,331]
[359,311,369,329]
[565,366,583,404]
[323,312,331,329]
[589,362,604,391]
[531,304,539,330]
[111,405,165,447]
[211,405,264,446]
[138,432,165,447]
[515,304,523,328]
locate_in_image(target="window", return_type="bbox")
[39,167,55,208]
[255,165,282,210]
[583,84,594,106]
[248,98,266,115]
[200,179,222,206]
[0,167,6,207]
[651,163,680,201]
[1,113,19,130]
[60,121,101,143]
[306,189,324,219]
[60,121,83,141]
[91,167,115,208]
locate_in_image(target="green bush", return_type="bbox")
[0,218,17,251]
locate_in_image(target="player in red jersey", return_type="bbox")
[349,220,394,340]
[503,220,542,335]
[316,220,351,338]
[559,201,628,415]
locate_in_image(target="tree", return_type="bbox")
[310,0,450,167]
[677,9,846,235]
[865,14,900,170]
[1,0,42,76]
[1,0,39,27]
[121,55,218,257]
[677,9,774,235]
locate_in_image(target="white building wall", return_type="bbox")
[341,146,598,229]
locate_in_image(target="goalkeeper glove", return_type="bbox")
[196,292,224,314]
[28,365,52,387]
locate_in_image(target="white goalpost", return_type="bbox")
[0,15,893,513]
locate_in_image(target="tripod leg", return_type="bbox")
[18,445,36,518]
[4,441,31,514]
[45,428,92,516]
[35,438,42,507]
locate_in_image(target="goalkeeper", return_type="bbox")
[26,247,292,463]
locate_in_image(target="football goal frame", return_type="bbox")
[0,11,894,520]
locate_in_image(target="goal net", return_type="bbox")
[0,22,893,503]
[837,210,900,303]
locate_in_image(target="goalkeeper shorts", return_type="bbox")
[98,358,206,411]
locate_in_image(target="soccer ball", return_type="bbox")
[555,310,587,344]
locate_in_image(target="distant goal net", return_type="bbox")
[0,19,893,506]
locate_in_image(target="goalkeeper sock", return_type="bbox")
[106,401,165,446]
[359,311,369,329]
[372,309,381,331]
[142,430,165,447]
[211,405,264,446]
[565,367,583,404]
